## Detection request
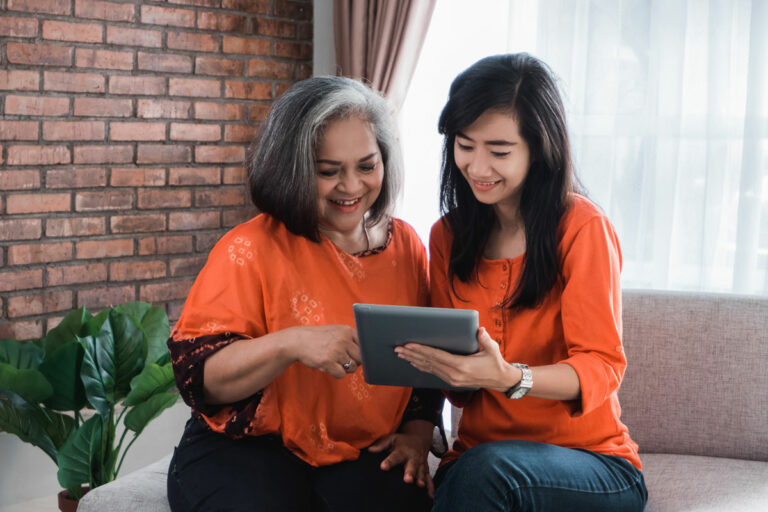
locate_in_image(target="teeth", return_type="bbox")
[331,198,358,206]
[476,181,499,186]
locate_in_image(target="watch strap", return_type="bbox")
[505,363,532,399]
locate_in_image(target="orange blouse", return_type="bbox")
[431,195,641,470]
[169,214,431,467]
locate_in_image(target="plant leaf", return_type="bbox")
[79,333,115,418]
[41,308,91,356]
[57,414,103,490]
[38,341,87,411]
[108,310,147,399]
[0,338,45,369]
[124,392,178,435]
[0,363,53,403]
[115,302,170,366]
[123,363,176,407]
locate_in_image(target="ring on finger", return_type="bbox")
[342,359,353,372]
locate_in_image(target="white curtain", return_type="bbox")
[398,0,768,295]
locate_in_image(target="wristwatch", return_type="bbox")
[504,363,533,399]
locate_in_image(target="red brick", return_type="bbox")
[7,0,71,15]
[44,71,105,93]
[137,188,191,209]
[7,145,70,166]
[0,269,43,292]
[73,145,132,164]
[0,70,40,91]
[248,58,294,79]
[47,262,106,286]
[168,0,220,6]
[76,48,133,70]
[247,104,270,122]
[141,5,195,27]
[46,167,106,188]
[169,211,219,230]
[198,12,248,32]
[167,31,218,52]
[274,0,312,20]
[169,256,206,277]
[138,235,193,255]
[42,20,103,43]
[223,166,246,184]
[7,42,73,67]
[109,75,165,96]
[297,61,311,79]
[223,207,257,227]
[222,36,269,55]
[0,219,42,241]
[138,52,193,74]
[8,242,72,265]
[224,124,257,143]
[195,145,244,163]
[8,290,72,318]
[76,238,133,259]
[273,41,311,60]
[225,81,271,100]
[137,144,191,164]
[110,260,166,281]
[222,0,269,13]
[0,169,40,190]
[106,26,161,48]
[74,98,132,117]
[137,99,189,119]
[252,17,296,38]
[274,83,291,97]
[139,280,194,302]
[7,192,70,214]
[75,0,136,22]
[78,285,135,309]
[110,122,166,141]
[196,56,245,76]
[195,232,221,252]
[110,167,166,187]
[0,16,38,37]
[6,95,69,116]
[169,167,220,185]
[196,188,245,207]
[75,190,133,211]
[2,320,43,340]
[0,121,39,141]
[169,78,220,98]
[43,121,105,141]
[46,217,105,237]
[110,213,166,233]
[170,123,221,142]
[167,301,184,322]
[194,101,243,120]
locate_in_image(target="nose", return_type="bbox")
[337,170,362,195]
[465,150,492,179]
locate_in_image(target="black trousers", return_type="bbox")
[167,417,433,512]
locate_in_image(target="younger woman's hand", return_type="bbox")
[395,327,520,391]
[368,420,434,497]
[289,324,361,378]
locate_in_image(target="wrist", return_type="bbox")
[493,363,522,393]
[279,326,305,363]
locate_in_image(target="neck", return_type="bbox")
[319,219,369,254]
[493,197,523,234]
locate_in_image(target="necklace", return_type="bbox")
[362,219,370,251]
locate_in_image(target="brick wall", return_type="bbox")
[0,0,313,339]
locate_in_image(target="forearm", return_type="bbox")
[399,419,434,451]
[489,362,581,401]
[203,328,300,404]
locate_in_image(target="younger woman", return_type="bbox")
[397,54,648,511]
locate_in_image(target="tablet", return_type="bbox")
[353,303,479,390]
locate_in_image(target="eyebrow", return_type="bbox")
[316,152,378,165]
[456,131,516,147]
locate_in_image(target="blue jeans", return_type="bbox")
[433,441,647,512]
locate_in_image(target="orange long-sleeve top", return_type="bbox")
[430,194,641,470]
[169,213,433,467]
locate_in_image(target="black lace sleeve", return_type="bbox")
[400,387,448,456]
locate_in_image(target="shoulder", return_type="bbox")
[390,217,427,253]
[429,216,453,249]
[559,194,620,254]
[209,213,299,262]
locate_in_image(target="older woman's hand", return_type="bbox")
[368,419,434,498]
[289,324,361,378]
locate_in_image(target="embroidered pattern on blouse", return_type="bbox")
[310,422,336,452]
[348,371,373,401]
[227,236,254,267]
[290,292,326,325]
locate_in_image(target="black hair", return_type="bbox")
[438,53,580,309]
[247,76,402,241]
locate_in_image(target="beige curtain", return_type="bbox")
[333,0,436,114]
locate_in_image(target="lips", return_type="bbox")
[471,179,501,191]
[329,197,361,212]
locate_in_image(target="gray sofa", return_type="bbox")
[79,290,768,511]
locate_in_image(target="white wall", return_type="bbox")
[313,0,336,76]
[0,402,190,507]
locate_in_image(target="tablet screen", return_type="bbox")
[353,303,479,389]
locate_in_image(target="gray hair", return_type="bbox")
[248,76,403,241]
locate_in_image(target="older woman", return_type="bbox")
[166,76,440,512]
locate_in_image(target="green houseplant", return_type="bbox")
[0,301,179,505]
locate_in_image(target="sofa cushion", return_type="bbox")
[77,455,172,512]
[620,290,768,461]
[642,453,768,511]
